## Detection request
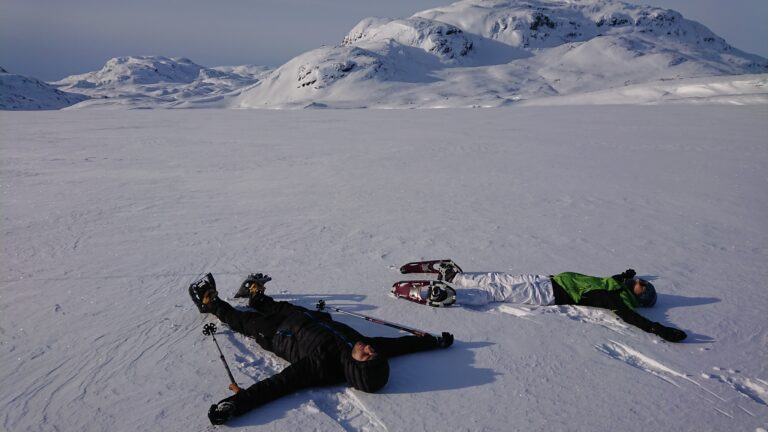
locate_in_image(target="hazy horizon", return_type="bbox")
[1,0,766,81]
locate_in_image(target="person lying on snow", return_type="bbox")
[425,261,686,343]
[189,273,454,425]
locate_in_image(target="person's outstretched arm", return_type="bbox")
[209,355,324,424]
[610,268,636,284]
[579,291,687,342]
[367,333,453,358]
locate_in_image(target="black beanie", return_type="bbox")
[341,353,390,392]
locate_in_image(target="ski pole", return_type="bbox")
[202,323,237,386]
[316,300,432,337]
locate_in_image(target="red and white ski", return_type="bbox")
[399,259,462,275]
[391,280,456,307]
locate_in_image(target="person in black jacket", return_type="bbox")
[189,273,454,425]
[432,262,686,342]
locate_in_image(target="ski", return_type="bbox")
[391,280,456,307]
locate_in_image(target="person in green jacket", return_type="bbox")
[431,262,686,342]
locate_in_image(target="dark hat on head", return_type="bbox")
[341,352,389,392]
[635,279,657,307]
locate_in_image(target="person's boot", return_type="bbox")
[234,273,272,298]
[429,284,449,303]
[436,261,462,283]
[189,273,219,313]
[426,282,457,307]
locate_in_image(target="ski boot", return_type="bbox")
[234,273,272,298]
[189,273,219,313]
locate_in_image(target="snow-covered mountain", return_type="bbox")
[5,0,767,110]
[232,0,768,108]
[0,67,88,110]
[52,56,270,109]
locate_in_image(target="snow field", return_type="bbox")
[1,106,767,431]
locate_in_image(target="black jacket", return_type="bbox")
[211,296,440,415]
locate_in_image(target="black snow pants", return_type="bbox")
[208,296,296,352]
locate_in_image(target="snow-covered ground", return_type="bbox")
[1,105,766,431]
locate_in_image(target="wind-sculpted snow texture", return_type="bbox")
[234,0,768,108]
[1,106,767,431]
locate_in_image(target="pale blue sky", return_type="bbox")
[1,0,766,81]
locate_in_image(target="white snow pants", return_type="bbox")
[451,273,555,306]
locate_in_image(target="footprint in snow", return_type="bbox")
[307,389,388,432]
[704,368,768,407]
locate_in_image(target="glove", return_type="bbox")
[208,401,236,425]
[650,323,687,342]
[622,269,636,280]
[234,273,273,298]
[435,332,454,348]
[612,268,636,283]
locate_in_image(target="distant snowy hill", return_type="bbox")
[52,56,270,109]
[6,0,768,110]
[519,73,768,106]
[231,0,768,108]
[0,67,88,110]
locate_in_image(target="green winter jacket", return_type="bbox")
[552,272,639,310]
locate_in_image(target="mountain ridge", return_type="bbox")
[2,0,767,110]
[232,0,767,109]
[50,56,269,109]
[1,67,89,110]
